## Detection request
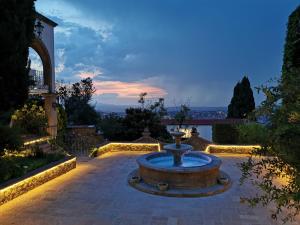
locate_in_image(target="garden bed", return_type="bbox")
[0,153,66,183]
[0,156,76,206]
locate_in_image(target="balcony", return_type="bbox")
[29,69,49,95]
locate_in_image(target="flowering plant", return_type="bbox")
[11,103,48,135]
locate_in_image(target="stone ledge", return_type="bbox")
[128,169,231,197]
[205,144,261,154]
[96,143,160,156]
[0,156,76,206]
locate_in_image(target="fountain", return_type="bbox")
[128,131,231,197]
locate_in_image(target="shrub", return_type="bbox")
[31,145,45,158]
[57,105,67,132]
[212,124,238,144]
[240,6,300,222]
[0,125,23,155]
[236,123,269,145]
[0,158,23,182]
[11,103,47,135]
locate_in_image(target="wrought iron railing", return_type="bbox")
[29,69,49,94]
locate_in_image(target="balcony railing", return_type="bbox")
[29,69,49,95]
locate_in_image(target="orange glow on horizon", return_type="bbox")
[93,80,167,98]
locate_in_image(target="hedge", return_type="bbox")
[212,124,238,144]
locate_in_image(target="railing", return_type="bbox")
[29,69,49,94]
[61,133,94,156]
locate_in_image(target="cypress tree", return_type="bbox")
[281,6,300,107]
[273,5,300,169]
[0,0,36,114]
[240,6,300,221]
[240,76,255,117]
[227,76,255,119]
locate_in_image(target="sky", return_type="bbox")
[32,0,299,108]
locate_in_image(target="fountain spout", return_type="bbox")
[175,134,182,147]
[164,131,193,166]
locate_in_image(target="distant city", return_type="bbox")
[166,107,227,120]
[98,105,227,120]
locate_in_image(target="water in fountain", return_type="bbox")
[148,131,211,167]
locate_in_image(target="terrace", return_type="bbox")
[1,2,299,225]
[0,151,299,225]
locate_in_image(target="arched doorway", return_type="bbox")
[29,39,52,93]
[29,13,58,136]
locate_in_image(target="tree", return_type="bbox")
[227,76,255,119]
[122,107,170,141]
[240,6,300,223]
[174,104,190,129]
[122,94,170,141]
[57,78,100,125]
[138,93,167,118]
[149,97,167,119]
[0,0,36,114]
[98,93,171,142]
[138,92,147,109]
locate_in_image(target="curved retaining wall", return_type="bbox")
[0,157,76,206]
[96,143,160,156]
[205,144,261,154]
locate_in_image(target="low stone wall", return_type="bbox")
[205,144,261,154]
[0,157,76,206]
[95,143,160,156]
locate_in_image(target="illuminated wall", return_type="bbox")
[96,143,160,156]
[0,157,76,206]
[205,144,261,154]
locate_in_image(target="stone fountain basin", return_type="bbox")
[137,152,222,189]
[164,143,193,152]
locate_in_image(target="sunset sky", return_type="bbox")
[31,0,299,108]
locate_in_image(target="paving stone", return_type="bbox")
[0,152,299,225]
[167,217,178,225]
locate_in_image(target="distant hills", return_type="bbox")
[96,103,227,113]
[96,103,131,113]
[167,106,227,112]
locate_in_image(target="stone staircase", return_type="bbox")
[23,136,53,153]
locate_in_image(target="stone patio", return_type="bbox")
[0,151,299,225]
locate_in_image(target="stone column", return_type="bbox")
[44,93,57,137]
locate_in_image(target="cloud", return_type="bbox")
[94,79,167,99]
[73,63,104,80]
[55,48,66,74]
[91,78,167,106]
[77,70,101,79]
[37,0,114,42]
[35,0,298,106]
[123,54,139,62]
[29,48,43,71]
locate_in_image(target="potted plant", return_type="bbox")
[157,182,169,191]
